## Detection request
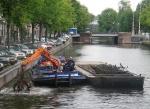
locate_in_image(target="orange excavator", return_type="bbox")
[22,47,60,68]
[13,48,61,92]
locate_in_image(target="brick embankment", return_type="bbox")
[51,38,72,54]
[142,41,150,47]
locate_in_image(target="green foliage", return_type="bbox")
[50,0,75,32]
[0,0,91,32]
[118,0,133,32]
[12,1,30,27]
[141,6,150,27]
[97,0,133,33]
[98,8,118,33]
[137,0,150,32]
[0,0,93,44]
[72,0,92,32]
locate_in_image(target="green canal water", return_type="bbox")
[0,44,150,109]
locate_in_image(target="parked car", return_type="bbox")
[57,37,66,44]
[40,43,53,50]
[0,50,17,65]
[47,40,56,46]
[24,43,38,52]
[55,39,63,46]
[13,44,34,56]
[9,46,26,59]
[50,39,57,44]
[63,34,70,40]
[0,62,4,70]
[41,37,48,42]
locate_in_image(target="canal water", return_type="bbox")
[0,44,150,109]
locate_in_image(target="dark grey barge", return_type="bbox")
[76,64,144,90]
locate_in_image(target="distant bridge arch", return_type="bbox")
[90,33,118,44]
[91,34,118,37]
[72,32,132,44]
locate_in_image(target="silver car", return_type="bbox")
[9,47,26,59]
[13,44,34,56]
[0,51,17,65]
[0,62,4,70]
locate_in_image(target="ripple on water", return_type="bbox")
[0,87,54,96]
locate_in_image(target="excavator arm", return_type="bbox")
[21,48,61,70]
[14,47,61,92]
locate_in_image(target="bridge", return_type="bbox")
[90,33,118,44]
[72,32,131,44]
[92,33,118,37]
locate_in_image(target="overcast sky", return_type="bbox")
[77,0,142,15]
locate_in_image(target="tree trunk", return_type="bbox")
[7,23,10,49]
[11,25,15,43]
[49,32,52,38]
[19,27,23,43]
[39,23,42,41]
[45,27,48,42]
[54,31,57,38]
[57,31,61,37]
[32,23,34,44]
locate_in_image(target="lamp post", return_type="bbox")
[138,4,141,35]
[117,22,120,33]
[132,12,135,36]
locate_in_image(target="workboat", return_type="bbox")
[31,55,86,86]
[13,48,86,92]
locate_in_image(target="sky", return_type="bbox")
[77,0,142,15]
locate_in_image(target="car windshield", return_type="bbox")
[0,51,5,56]
[11,46,20,51]
[25,44,37,49]
[14,44,28,49]
[0,50,9,56]
[0,48,12,55]
[20,44,29,49]
[3,50,14,55]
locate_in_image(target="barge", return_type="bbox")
[77,64,144,89]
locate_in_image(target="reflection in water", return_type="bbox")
[0,44,150,109]
[0,85,148,109]
[55,44,82,59]
[118,44,142,48]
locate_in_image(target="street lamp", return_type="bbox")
[132,12,135,36]
[117,22,120,33]
[138,4,141,35]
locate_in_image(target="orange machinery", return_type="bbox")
[21,47,61,70]
[13,48,61,92]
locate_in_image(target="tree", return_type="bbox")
[140,6,150,29]
[118,0,133,32]
[0,0,92,44]
[98,8,118,33]
[26,0,45,43]
[136,0,150,32]
[0,0,31,45]
[72,0,92,32]
[49,0,75,36]
[11,0,31,43]
[0,0,17,48]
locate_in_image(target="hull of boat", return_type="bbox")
[31,70,87,86]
